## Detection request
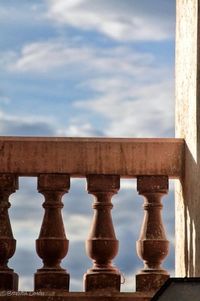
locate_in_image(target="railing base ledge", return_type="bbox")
[0,291,153,301]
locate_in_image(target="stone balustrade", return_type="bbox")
[0,137,184,300]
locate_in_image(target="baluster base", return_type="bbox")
[136,273,169,292]
[34,271,69,291]
[0,270,18,291]
[84,271,121,292]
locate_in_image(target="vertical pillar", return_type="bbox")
[35,174,70,290]
[175,0,200,276]
[84,175,121,292]
[0,174,18,291]
[136,176,169,292]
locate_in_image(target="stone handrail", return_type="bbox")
[0,137,184,300]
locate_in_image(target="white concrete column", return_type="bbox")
[175,0,200,276]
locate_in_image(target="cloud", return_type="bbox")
[57,122,103,137]
[76,76,174,137]
[46,0,175,41]
[0,109,102,137]
[0,1,47,26]
[5,39,174,137]
[8,41,93,74]
[0,110,104,139]
[0,90,11,104]
[7,40,153,76]
[0,111,55,136]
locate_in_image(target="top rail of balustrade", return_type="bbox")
[0,137,184,178]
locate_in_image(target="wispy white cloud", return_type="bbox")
[3,37,174,138]
[8,41,92,74]
[0,2,47,25]
[77,78,174,137]
[7,40,153,76]
[57,122,103,137]
[46,0,174,41]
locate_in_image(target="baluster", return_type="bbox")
[136,176,169,292]
[84,175,121,292]
[35,174,70,291]
[0,174,18,291]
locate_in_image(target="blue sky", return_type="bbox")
[1,0,175,292]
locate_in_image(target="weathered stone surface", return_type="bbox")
[0,137,183,177]
[35,174,70,291]
[136,176,169,292]
[0,174,18,291]
[84,175,121,292]
[175,0,200,276]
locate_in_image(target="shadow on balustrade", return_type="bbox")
[178,143,200,277]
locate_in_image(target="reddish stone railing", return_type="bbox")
[0,137,184,300]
